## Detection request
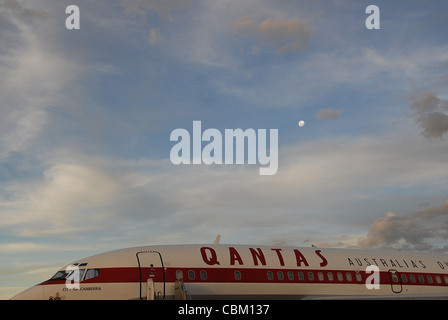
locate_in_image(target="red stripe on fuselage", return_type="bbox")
[39,266,448,288]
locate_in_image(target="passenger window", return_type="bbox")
[337,272,343,281]
[267,271,273,280]
[391,273,399,283]
[317,272,324,281]
[298,272,304,281]
[346,272,352,282]
[277,272,284,280]
[200,270,207,280]
[355,272,362,282]
[327,272,334,281]
[307,272,314,281]
[234,271,241,280]
[188,270,195,280]
[287,271,294,280]
[84,269,99,281]
[401,274,408,283]
[418,275,424,284]
[410,274,416,283]
[427,275,433,284]
[436,275,442,284]
[176,270,183,279]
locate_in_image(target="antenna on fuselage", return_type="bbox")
[213,235,221,245]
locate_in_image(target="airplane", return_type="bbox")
[10,236,448,300]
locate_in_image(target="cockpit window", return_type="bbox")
[49,269,86,282]
[84,269,100,281]
[49,266,100,282]
[49,270,71,281]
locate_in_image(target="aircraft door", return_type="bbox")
[136,251,166,300]
[388,269,402,294]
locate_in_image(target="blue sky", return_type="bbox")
[1,0,448,298]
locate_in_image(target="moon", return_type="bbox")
[298,120,305,127]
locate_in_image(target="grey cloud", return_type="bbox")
[357,212,430,249]
[357,199,448,252]
[148,28,160,44]
[315,108,343,120]
[411,199,448,221]
[409,90,448,138]
[417,112,448,139]
[234,16,313,54]
[120,0,190,18]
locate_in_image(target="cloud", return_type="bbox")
[315,108,343,120]
[148,27,160,44]
[409,90,448,138]
[0,0,48,20]
[0,163,122,235]
[357,212,429,249]
[120,0,190,18]
[0,3,81,159]
[0,155,184,239]
[2,126,448,251]
[234,16,313,54]
[0,242,57,253]
[357,199,448,252]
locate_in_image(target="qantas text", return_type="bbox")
[200,247,328,267]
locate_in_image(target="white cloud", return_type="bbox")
[0,3,82,159]
[2,127,448,246]
[0,163,121,234]
[0,0,49,20]
[0,242,58,253]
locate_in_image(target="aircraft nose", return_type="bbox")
[10,285,44,300]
